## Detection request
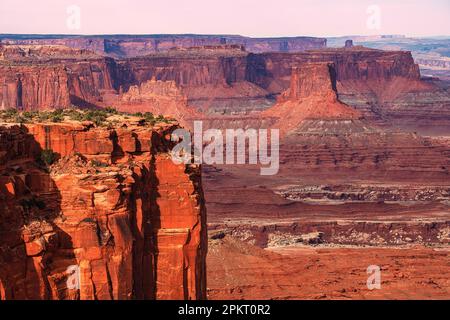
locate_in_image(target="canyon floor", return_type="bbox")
[204,164,450,300]
[207,235,449,300]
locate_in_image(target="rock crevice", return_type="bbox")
[0,121,206,300]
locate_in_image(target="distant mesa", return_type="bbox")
[0,34,327,58]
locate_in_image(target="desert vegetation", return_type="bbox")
[0,107,174,127]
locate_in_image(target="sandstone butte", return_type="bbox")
[263,62,361,136]
[0,44,430,112]
[0,117,207,300]
[110,77,204,130]
[2,43,449,134]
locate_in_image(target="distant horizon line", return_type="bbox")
[1,33,450,39]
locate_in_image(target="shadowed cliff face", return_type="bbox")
[0,121,207,300]
[0,125,70,299]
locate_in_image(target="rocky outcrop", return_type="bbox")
[211,220,450,247]
[116,46,271,113]
[0,45,118,110]
[245,47,450,131]
[0,64,70,110]
[0,120,207,300]
[111,78,201,129]
[263,62,360,135]
[246,47,423,95]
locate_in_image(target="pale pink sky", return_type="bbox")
[0,0,449,37]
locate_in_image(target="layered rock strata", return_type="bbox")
[263,62,361,135]
[0,35,327,57]
[0,45,117,110]
[0,120,207,300]
[1,44,449,131]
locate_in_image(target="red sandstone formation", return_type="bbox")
[247,47,424,95]
[0,118,207,300]
[0,64,70,110]
[263,62,360,135]
[1,43,448,132]
[117,46,450,126]
[115,46,271,114]
[109,78,202,129]
[0,35,327,57]
[0,45,117,110]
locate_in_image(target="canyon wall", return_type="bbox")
[0,44,430,110]
[0,64,70,110]
[116,47,271,113]
[0,120,207,300]
[110,78,201,129]
[0,35,327,57]
[263,62,360,135]
[1,44,448,130]
[0,45,118,110]
[246,47,422,94]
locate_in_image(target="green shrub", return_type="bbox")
[67,110,84,121]
[40,149,57,166]
[37,112,51,122]
[20,198,46,210]
[51,114,63,123]
[90,159,108,167]
[13,115,28,124]
[4,108,18,118]
[104,107,118,114]
[83,110,108,126]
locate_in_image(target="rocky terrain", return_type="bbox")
[201,48,450,299]
[0,45,117,110]
[2,42,449,133]
[0,112,207,300]
[0,36,449,300]
[207,234,449,300]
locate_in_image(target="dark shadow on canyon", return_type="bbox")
[0,125,77,300]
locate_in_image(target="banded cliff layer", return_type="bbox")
[1,43,448,131]
[0,119,207,300]
[263,62,361,135]
[0,34,327,57]
[204,57,450,248]
[0,45,118,110]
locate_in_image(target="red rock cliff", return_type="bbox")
[263,62,360,135]
[0,45,117,110]
[0,35,327,57]
[246,47,422,94]
[0,120,207,300]
[0,63,70,110]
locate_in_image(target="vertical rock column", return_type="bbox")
[151,154,207,300]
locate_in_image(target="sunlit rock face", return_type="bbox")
[0,120,207,300]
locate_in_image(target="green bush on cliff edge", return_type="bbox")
[40,149,57,166]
